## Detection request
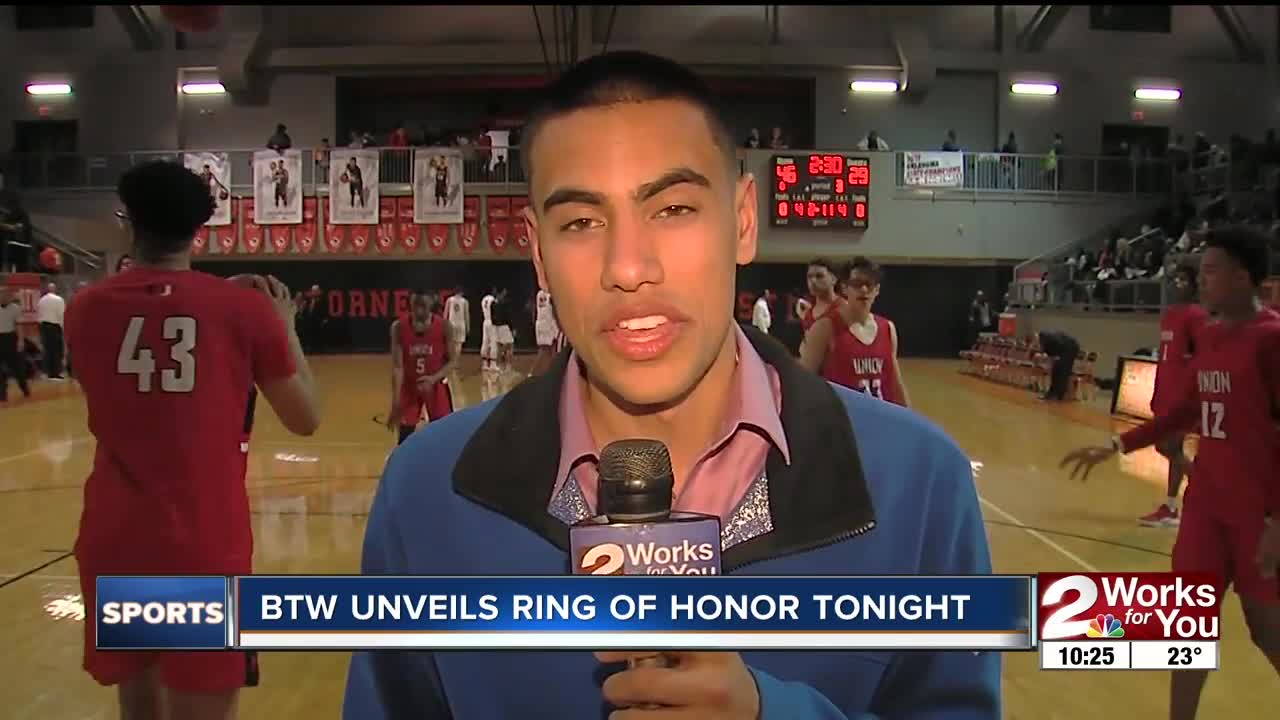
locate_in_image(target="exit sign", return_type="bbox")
[1131,110,1145,121]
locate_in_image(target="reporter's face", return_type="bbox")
[526,99,757,407]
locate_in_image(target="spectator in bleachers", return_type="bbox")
[267,124,292,153]
[389,123,409,148]
[1193,131,1211,169]
[491,156,508,182]
[967,290,991,347]
[315,138,331,181]
[768,126,788,150]
[475,127,493,177]
[347,130,363,149]
[744,128,761,149]
[857,130,890,151]
[1001,132,1018,155]
[941,130,959,152]
[0,189,31,272]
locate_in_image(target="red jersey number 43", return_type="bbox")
[117,315,199,393]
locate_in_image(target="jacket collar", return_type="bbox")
[452,324,876,571]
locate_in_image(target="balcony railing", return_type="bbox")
[0,146,527,192]
[892,152,1174,197]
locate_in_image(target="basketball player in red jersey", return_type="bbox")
[798,257,843,333]
[66,161,320,720]
[799,256,911,407]
[1062,226,1280,720]
[387,290,456,445]
[1139,263,1210,528]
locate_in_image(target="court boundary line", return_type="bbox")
[0,437,91,465]
[0,551,73,590]
[978,496,1098,572]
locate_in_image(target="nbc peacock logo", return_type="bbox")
[1086,613,1125,638]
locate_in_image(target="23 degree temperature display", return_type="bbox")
[770,154,870,230]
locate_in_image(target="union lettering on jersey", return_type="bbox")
[820,313,906,407]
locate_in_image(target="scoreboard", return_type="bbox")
[770,154,870,229]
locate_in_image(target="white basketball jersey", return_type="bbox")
[447,295,468,325]
[481,294,495,325]
[535,290,555,327]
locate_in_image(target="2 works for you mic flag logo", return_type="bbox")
[252,150,303,224]
[413,148,464,225]
[570,513,721,576]
[1038,573,1221,642]
[330,149,380,225]
[183,152,232,226]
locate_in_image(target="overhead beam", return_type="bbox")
[112,5,161,51]
[1016,5,1071,53]
[218,6,273,105]
[1210,6,1263,63]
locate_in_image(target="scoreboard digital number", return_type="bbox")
[770,154,870,229]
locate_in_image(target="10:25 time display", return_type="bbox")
[1059,645,1116,666]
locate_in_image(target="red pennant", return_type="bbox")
[269,226,291,254]
[192,226,209,254]
[375,197,397,254]
[510,196,531,255]
[397,197,419,252]
[487,197,511,255]
[297,198,317,253]
[323,198,344,252]
[349,225,371,254]
[241,199,262,253]
[426,224,449,253]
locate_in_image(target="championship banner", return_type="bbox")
[240,199,262,254]
[426,224,449,254]
[330,149,379,225]
[184,151,232,226]
[95,575,1033,652]
[375,197,397,254]
[487,196,511,254]
[460,196,480,255]
[252,150,303,224]
[511,196,531,255]
[413,148,464,224]
[397,197,420,252]
[322,198,343,253]
[297,198,317,254]
[902,151,964,188]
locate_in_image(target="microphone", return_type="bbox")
[569,440,722,690]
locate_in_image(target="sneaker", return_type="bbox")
[1138,505,1180,528]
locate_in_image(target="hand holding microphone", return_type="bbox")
[569,440,759,716]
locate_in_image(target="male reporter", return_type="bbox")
[344,52,998,718]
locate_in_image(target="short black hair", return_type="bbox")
[1205,225,1268,286]
[521,51,735,182]
[117,161,215,260]
[807,257,839,276]
[1174,263,1197,284]
[844,256,883,284]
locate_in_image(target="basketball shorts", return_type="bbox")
[480,323,498,361]
[494,325,514,346]
[449,321,467,345]
[536,322,558,347]
[78,555,257,693]
[1173,495,1279,605]
[399,380,454,427]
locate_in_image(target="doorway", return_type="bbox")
[1101,123,1169,158]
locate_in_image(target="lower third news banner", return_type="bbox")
[96,576,1033,652]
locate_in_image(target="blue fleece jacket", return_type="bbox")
[343,383,1000,719]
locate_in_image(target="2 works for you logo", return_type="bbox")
[1038,573,1221,642]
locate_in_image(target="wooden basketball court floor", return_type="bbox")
[1,354,1276,719]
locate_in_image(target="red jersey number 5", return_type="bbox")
[415,357,427,375]
[117,316,198,393]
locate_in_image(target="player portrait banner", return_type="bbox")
[251,150,303,224]
[330,149,380,225]
[183,151,232,225]
[413,148,464,225]
[902,151,964,188]
[94,575,1033,652]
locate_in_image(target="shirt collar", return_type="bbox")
[552,324,790,499]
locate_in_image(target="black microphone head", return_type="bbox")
[598,439,674,521]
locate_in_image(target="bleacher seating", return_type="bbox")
[959,334,1097,401]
